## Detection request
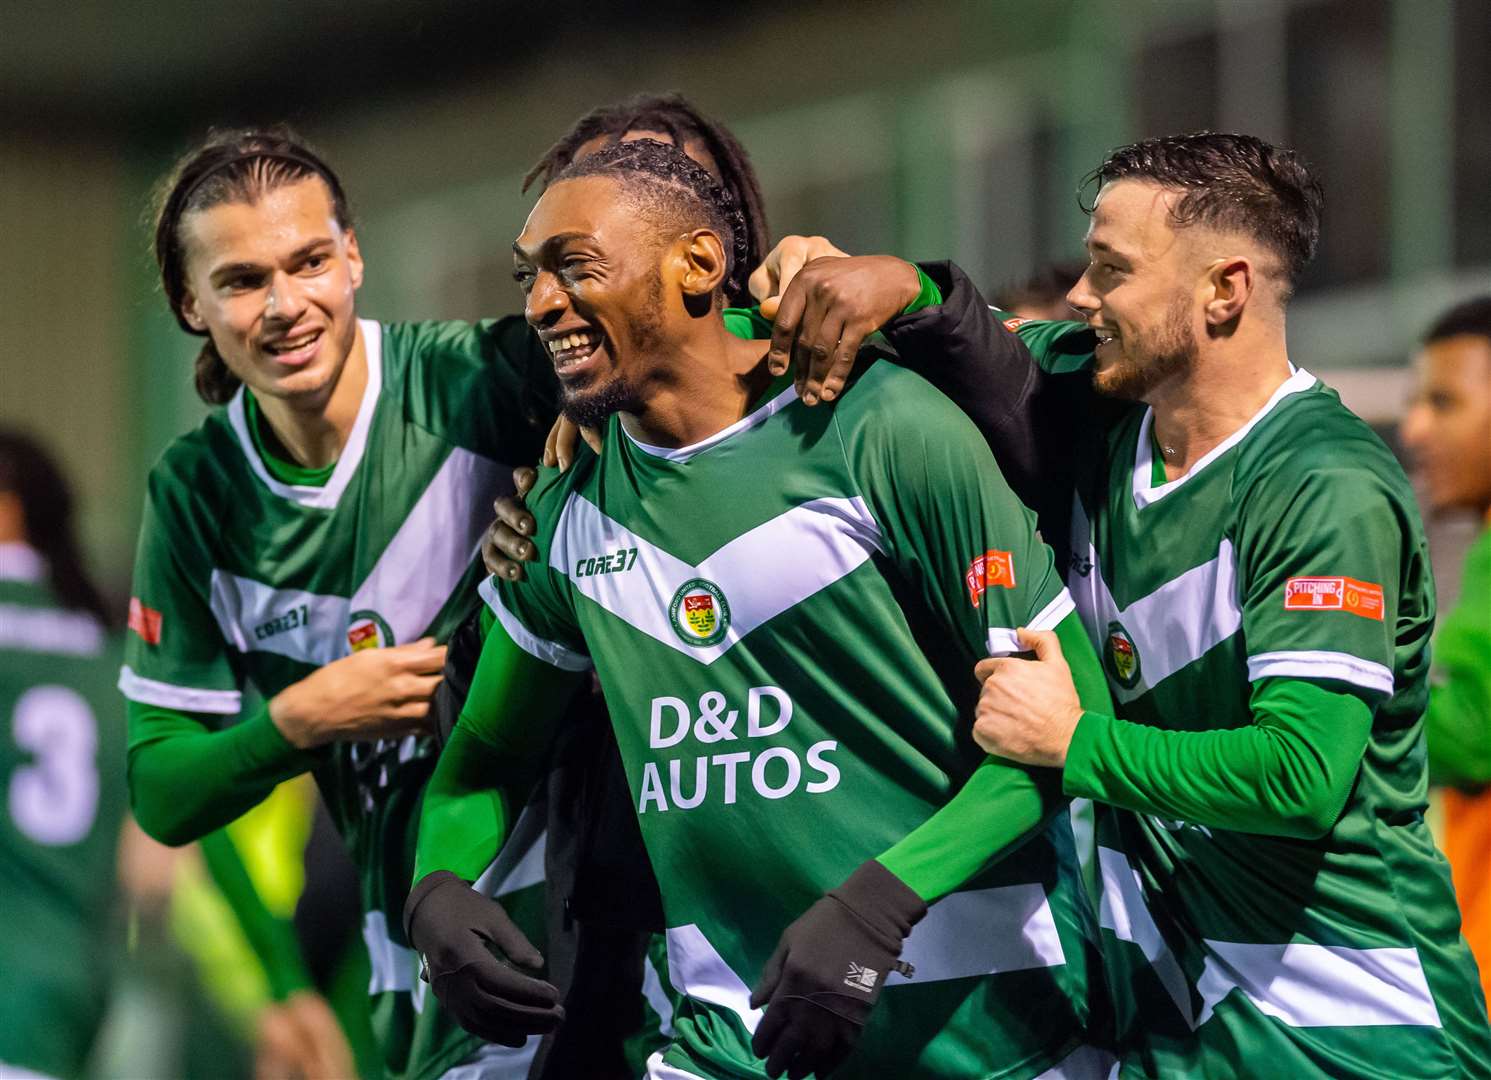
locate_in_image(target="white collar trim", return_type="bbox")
[1133,366,1315,509]
[228,318,383,509]
[0,542,44,583]
[621,383,799,463]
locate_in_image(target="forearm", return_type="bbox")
[880,615,1106,901]
[126,701,321,846]
[198,827,312,1001]
[414,613,582,882]
[1063,678,1373,838]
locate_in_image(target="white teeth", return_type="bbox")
[271,331,318,352]
[548,331,597,356]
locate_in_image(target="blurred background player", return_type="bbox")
[991,261,1087,322]
[0,430,127,1080]
[1401,296,1491,1018]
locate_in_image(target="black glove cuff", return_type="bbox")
[403,870,468,946]
[829,859,928,941]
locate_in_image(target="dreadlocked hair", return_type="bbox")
[150,126,354,404]
[552,138,751,305]
[524,93,767,306]
[0,430,112,626]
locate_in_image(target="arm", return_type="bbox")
[1065,678,1373,838]
[406,611,582,1047]
[880,611,1110,900]
[1425,534,1491,788]
[126,701,319,846]
[198,825,312,1001]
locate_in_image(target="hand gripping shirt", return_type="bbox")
[0,544,126,1080]
[1005,317,1491,1079]
[483,363,1099,1080]
[120,317,554,1080]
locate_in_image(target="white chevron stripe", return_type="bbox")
[550,493,883,666]
[1068,498,1242,703]
[204,447,508,667]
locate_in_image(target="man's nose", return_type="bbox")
[524,271,567,327]
[1065,272,1099,320]
[265,271,306,321]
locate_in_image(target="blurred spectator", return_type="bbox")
[990,260,1087,321]
[0,430,127,1079]
[1401,296,1491,1014]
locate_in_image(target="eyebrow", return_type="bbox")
[208,238,334,282]
[512,231,598,262]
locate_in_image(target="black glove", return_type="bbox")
[749,859,926,1079]
[404,870,565,1047]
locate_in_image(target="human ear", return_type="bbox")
[345,229,365,290]
[1204,257,1252,325]
[180,289,207,332]
[679,229,728,298]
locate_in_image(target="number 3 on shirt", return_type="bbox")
[8,685,99,846]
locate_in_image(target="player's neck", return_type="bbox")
[619,326,772,450]
[255,322,369,470]
[1149,325,1292,480]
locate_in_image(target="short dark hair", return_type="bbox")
[552,138,749,304]
[151,126,353,404]
[525,93,767,305]
[1424,296,1491,346]
[1083,132,1324,298]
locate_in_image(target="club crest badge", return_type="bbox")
[1105,620,1141,689]
[669,578,730,647]
[347,609,395,652]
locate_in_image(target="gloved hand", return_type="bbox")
[404,870,565,1047]
[749,859,926,1079]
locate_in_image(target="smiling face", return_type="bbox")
[1400,334,1491,516]
[177,176,363,404]
[513,175,677,428]
[1067,179,1206,402]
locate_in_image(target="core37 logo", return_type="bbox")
[575,546,638,578]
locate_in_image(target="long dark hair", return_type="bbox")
[150,126,354,404]
[525,93,768,307]
[0,430,111,625]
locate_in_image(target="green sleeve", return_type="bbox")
[1426,529,1491,787]
[198,828,311,1001]
[834,367,1113,900]
[395,316,557,464]
[126,700,321,846]
[879,612,1112,900]
[1064,677,1373,838]
[415,615,583,882]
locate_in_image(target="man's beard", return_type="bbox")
[559,269,664,431]
[561,371,645,431]
[1092,295,1197,401]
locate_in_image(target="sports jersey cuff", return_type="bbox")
[241,705,324,771]
[901,264,944,315]
[1061,710,1110,799]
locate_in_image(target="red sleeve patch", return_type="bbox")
[128,597,163,644]
[966,550,1017,608]
[1001,316,1030,332]
[1283,576,1384,621]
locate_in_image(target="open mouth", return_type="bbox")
[546,328,605,378]
[263,328,324,366]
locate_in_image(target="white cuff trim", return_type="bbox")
[478,577,593,672]
[1247,650,1393,696]
[118,665,242,714]
[985,589,1076,656]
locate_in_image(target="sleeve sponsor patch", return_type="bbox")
[1283,576,1384,621]
[1001,316,1030,332]
[966,550,1016,608]
[128,597,163,644]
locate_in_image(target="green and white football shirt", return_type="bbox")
[484,362,1099,1079]
[0,544,126,1080]
[1008,317,1491,1078]
[120,318,554,1080]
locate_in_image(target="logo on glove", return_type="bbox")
[843,962,879,993]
